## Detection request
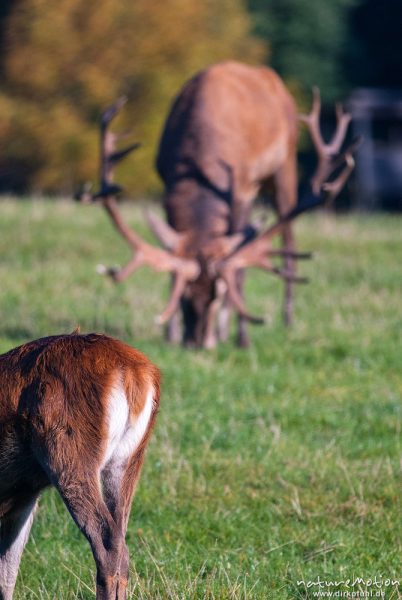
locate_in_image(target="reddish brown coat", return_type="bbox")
[0,332,160,600]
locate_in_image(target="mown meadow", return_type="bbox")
[0,198,400,599]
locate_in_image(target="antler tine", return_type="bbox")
[300,87,354,197]
[219,266,265,324]
[101,96,128,129]
[299,87,326,156]
[320,135,362,204]
[326,103,352,156]
[101,197,146,251]
[300,88,352,157]
[154,273,189,325]
[109,142,142,165]
[216,195,323,322]
[99,198,201,323]
[299,86,321,121]
[99,97,141,196]
[325,135,362,174]
[322,153,355,203]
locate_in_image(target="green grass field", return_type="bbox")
[0,198,401,599]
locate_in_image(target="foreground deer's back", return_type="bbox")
[0,333,160,506]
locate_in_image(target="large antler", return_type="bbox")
[299,88,358,203]
[80,98,200,324]
[216,198,322,323]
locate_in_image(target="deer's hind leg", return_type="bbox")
[101,385,157,599]
[235,270,250,348]
[0,494,38,600]
[33,431,127,600]
[44,465,126,600]
[101,449,148,600]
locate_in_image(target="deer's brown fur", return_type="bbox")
[0,332,160,600]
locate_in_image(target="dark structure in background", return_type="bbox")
[345,0,402,211]
[298,89,402,212]
[348,89,402,211]
[253,0,402,212]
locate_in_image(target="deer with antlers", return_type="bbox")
[81,61,356,348]
[0,331,160,600]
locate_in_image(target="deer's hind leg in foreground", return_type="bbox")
[0,495,39,600]
[101,434,153,598]
[38,376,156,600]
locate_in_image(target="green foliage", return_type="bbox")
[248,0,357,101]
[0,198,400,598]
[0,0,264,194]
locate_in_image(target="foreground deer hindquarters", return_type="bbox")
[0,332,160,600]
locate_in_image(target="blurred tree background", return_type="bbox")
[0,0,400,197]
[248,0,356,102]
[0,0,264,194]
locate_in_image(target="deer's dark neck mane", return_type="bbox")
[164,175,232,237]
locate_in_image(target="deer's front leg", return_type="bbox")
[235,271,250,348]
[282,221,296,327]
[165,275,182,344]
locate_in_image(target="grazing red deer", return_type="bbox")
[0,331,160,600]
[82,61,355,348]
